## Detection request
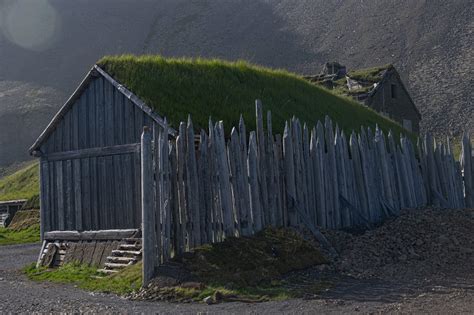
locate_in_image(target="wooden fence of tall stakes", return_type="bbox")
[140,100,474,285]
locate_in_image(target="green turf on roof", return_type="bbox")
[347,64,393,83]
[97,55,408,138]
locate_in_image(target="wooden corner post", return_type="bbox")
[141,126,155,286]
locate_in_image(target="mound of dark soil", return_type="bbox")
[323,207,474,281]
[132,227,327,302]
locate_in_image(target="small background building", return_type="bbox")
[0,199,26,227]
[304,63,421,133]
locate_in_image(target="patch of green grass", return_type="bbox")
[24,262,142,295]
[0,224,40,245]
[0,162,39,202]
[347,64,393,83]
[23,228,330,302]
[98,56,409,139]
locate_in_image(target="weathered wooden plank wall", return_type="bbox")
[39,77,165,234]
[144,101,473,274]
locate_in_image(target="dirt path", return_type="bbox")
[1,242,473,314]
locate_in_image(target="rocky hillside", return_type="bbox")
[0,0,472,167]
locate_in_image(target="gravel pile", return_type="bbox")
[321,207,474,281]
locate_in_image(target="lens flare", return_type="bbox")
[1,0,60,51]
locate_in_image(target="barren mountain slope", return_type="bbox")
[0,81,64,166]
[0,0,472,167]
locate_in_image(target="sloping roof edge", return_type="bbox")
[29,65,176,155]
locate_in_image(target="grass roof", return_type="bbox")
[347,64,393,83]
[97,56,408,138]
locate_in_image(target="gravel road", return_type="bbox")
[1,241,473,314]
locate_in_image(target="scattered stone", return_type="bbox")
[203,296,214,305]
[316,207,474,282]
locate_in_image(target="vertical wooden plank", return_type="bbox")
[162,121,171,261]
[266,111,276,226]
[96,77,105,148]
[215,121,234,237]
[274,134,284,227]
[114,87,125,145]
[176,130,187,252]
[73,159,82,231]
[115,154,126,228]
[65,160,74,230]
[302,124,313,223]
[292,119,304,225]
[90,157,100,230]
[283,122,296,227]
[169,140,181,255]
[98,156,108,229]
[87,80,96,149]
[462,134,473,207]
[352,131,364,226]
[186,117,201,245]
[208,119,221,242]
[239,116,252,234]
[71,98,79,151]
[104,80,114,146]
[49,161,57,230]
[55,161,65,230]
[358,128,374,222]
[81,158,91,230]
[228,128,242,235]
[152,124,162,262]
[402,137,417,207]
[339,129,352,227]
[425,134,440,205]
[315,121,327,228]
[248,131,262,232]
[255,100,268,226]
[39,159,49,240]
[197,131,210,243]
[125,98,136,144]
[325,116,339,228]
[388,132,404,209]
[142,127,156,286]
[374,127,394,210]
[334,127,347,226]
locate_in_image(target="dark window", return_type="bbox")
[391,84,397,99]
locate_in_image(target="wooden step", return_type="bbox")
[123,238,142,244]
[104,262,128,269]
[107,256,137,264]
[111,249,142,257]
[118,244,142,250]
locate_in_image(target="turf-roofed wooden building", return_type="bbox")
[29,65,175,240]
[30,56,412,269]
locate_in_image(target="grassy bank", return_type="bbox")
[0,209,40,245]
[0,224,40,245]
[0,162,39,202]
[98,55,410,139]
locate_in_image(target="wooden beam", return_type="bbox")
[44,143,140,161]
[44,229,139,241]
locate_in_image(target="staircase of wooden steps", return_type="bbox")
[98,238,142,274]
